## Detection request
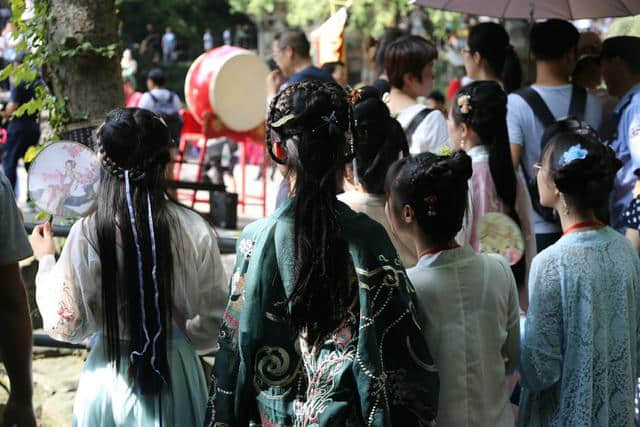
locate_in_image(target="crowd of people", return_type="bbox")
[2,16,640,427]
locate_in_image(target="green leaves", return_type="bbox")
[1,0,120,138]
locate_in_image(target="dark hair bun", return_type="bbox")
[351,85,409,194]
[548,131,622,211]
[447,150,473,181]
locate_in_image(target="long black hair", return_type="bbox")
[95,107,176,395]
[352,86,408,194]
[451,81,525,282]
[266,80,355,338]
[385,150,473,246]
[452,81,518,215]
[467,22,522,93]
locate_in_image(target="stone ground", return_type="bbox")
[0,161,281,426]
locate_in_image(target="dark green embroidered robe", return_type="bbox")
[205,201,439,426]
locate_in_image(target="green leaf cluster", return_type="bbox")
[2,0,121,138]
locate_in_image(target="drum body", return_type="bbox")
[185,46,269,132]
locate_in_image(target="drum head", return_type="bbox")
[477,212,525,266]
[27,141,100,218]
[211,51,269,132]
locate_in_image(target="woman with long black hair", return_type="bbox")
[339,85,417,267]
[448,81,535,305]
[205,80,438,426]
[462,22,522,93]
[29,108,228,426]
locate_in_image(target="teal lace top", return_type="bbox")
[519,227,640,426]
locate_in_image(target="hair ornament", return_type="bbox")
[321,111,338,125]
[271,113,296,128]
[312,110,339,134]
[560,144,588,166]
[350,87,362,105]
[435,145,453,157]
[424,194,438,216]
[457,94,472,114]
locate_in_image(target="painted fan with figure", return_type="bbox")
[477,212,525,266]
[27,141,100,219]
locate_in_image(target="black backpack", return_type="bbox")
[402,106,434,149]
[514,85,587,223]
[148,92,184,146]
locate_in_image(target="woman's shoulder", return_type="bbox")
[169,204,213,233]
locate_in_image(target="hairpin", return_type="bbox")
[350,88,362,105]
[424,194,438,216]
[312,110,339,134]
[457,94,472,114]
[560,144,588,166]
[271,113,296,128]
[321,111,338,125]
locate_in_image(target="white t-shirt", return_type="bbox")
[507,84,602,234]
[395,104,451,154]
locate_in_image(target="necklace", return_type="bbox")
[562,220,605,236]
[419,243,460,258]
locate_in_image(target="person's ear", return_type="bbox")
[472,51,482,65]
[402,72,415,89]
[402,204,415,224]
[344,164,355,185]
[285,46,294,60]
[460,122,470,139]
[273,141,287,162]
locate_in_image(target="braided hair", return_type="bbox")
[386,150,473,246]
[95,107,177,395]
[351,85,408,194]
[267,80,356,338]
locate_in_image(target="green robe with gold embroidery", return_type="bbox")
[205,201,439,426]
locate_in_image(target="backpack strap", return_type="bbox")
[514,87,555,128]
[405,107,433,136]
[568,85,587,121]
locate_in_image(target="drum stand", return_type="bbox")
[173,129,268,222]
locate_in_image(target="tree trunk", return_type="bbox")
[45,0,123,138]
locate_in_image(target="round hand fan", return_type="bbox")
[477,212,525,266]
[27,141,100,218]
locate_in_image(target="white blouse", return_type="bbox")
[408,246,520,427]
[35,204,229,355]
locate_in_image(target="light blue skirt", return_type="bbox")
[72,327,207,427]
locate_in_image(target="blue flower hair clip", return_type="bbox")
[560,144,588,166]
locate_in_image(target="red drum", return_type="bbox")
[185,46,269,132]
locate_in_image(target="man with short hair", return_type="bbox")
[267,29,335,208]
[600,36,640,232]
[0,169,36,427]
[384,35,449,155]
[507,19,602,251]
[138,68,183,143]
[267,29,334,98]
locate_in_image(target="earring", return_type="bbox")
[560,194,570,215]
[460,138,465,150]
[274,143,286,162]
